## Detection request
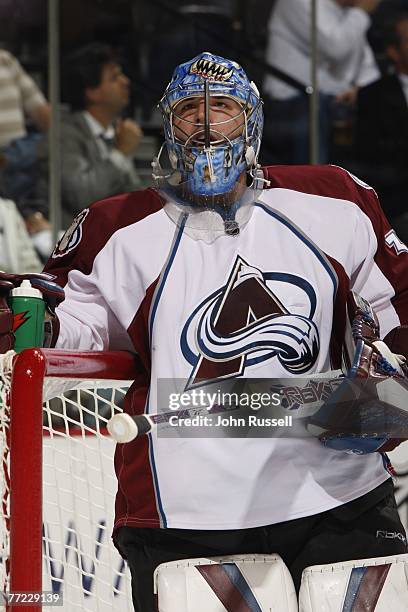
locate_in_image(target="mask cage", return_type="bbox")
[160,81,262,154]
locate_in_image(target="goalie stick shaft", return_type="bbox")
[107,403,243,442]
[107,371,344,443]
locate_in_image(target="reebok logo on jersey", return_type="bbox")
[181,255,320,389]
[376,530,407,545]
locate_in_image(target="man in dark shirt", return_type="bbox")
[354,10,408,243]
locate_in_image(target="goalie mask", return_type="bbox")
[153,52,264,240]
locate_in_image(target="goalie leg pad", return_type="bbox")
[299,553,408,612]
[154,554,298,611]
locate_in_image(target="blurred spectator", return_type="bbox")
[0,49,49,148]
[0,48,52,260]
[0,197,42,273]
[59,43,143,226]
[24,209,59,264]
[0,132,45,212]
[262,0,380,164]
[0,49,50,211]
[353,9,408,243]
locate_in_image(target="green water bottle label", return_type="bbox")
[10,280,45,352]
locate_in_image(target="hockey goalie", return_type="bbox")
[2,49,408,611]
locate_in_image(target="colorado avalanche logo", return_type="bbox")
[181,256,320,389]
[52,209,89,258]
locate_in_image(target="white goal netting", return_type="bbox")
[0,349,135,611]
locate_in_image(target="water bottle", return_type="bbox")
[9,279,45,352]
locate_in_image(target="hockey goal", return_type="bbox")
[0,348,140,611]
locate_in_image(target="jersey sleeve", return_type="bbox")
[338,169,408,337]
[52,254,133,351]
[43,189,163,351]
[262,164,408,337]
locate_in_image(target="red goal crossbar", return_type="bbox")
[8,348,139,611]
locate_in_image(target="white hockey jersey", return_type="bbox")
[44,164,408,530]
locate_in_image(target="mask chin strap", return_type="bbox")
[248,165,271,189]
[204,80,217,183]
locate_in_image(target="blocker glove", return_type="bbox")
[309,292,408,454]
[0,272,65,353]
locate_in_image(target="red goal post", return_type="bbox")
[0,348,140,612]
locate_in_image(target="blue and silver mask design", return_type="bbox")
[153,52,264,223]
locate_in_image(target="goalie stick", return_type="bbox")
[106,370,342,443]
[107,357,408,450]
[108,400,254,443]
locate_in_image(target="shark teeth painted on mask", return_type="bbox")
[190,59,233,81]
